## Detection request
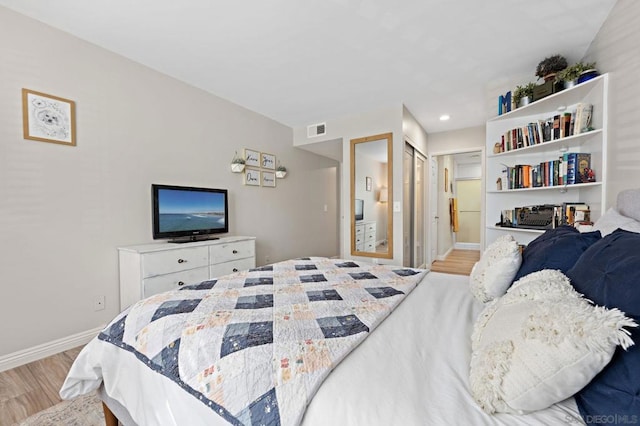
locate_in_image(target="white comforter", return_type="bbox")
[61,271,584,425]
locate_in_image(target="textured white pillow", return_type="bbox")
[469,235,521,303]
[593,207,640,236]
[470,269,636,414]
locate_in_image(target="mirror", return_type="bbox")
[351,132,393,259]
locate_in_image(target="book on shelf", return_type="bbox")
[575,153,594,183]
[562,202,590,226]
[574,103,593,135]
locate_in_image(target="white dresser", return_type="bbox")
[118,236,256,309]
[355,221,376,253]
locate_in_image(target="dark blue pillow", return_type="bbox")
[513,226,601,281]
[566,229,640,423]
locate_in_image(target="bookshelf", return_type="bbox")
[485,74,608,248]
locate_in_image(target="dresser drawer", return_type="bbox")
[143,266,209,297]
[364,232,376,243]
[141,247,209,278]
[363,223,376,233]
[210,240,255,263]
[210,257,256,278]
[355,224,365,237]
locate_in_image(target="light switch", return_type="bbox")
[393,201,401,212]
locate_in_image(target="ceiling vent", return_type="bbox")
[307,122,326,138]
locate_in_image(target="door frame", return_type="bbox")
[428,147,485,262]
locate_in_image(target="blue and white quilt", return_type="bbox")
[99,257,427,425]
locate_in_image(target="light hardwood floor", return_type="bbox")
[430,249,480,275]
[0,346,83,426]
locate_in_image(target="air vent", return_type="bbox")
[307,122,326,138]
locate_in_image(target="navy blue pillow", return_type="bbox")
[566,229,640,423]
[513,226,601,281]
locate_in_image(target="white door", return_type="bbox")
[414,152,427,268]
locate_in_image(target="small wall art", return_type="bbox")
[244,149,260,167]
[366,176,372,191]
[262,171,276,187]
[244,168,261,186]
[261,152,276,170]
[22,88,76,146]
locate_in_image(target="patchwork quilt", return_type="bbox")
[99,257,427,426]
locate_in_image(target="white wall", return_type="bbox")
[582,0,640,207]
[0,6,339,359]
[293,106,404,264]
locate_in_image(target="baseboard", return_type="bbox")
[0,325,105,372]
[454,242,480,250]
[436,247,453,261]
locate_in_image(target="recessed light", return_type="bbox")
[439,114,450,121]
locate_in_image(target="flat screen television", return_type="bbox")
[355,198,364,221]
[152,184,228,242]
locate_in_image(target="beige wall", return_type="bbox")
[0,6,339,359]
[583,0,640,208]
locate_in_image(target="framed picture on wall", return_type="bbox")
[244,149,260,167]
[262,171,276,187]
[261,152,276,170]
[244,168,261,186]
[366,176,372,191]
[22,88,76,146]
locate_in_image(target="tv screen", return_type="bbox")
[355,198,364,221]
[152,184,228,242]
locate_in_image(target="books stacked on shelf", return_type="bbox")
[499,153,593,190]
[496,103,593,153]
[561,202,591,226]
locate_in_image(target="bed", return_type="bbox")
[60,189,640,426]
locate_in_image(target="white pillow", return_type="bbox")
[469,235,521,303]
[470,269,636,414]
[593,207,640,236]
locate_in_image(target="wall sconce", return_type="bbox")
[378,187,388,203]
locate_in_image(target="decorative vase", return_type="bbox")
[231,163,245,173]
[577,69,599,84]
[518,96,531,108]
[564,80,577,89]
[276,170,287,178]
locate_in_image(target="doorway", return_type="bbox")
[428,149,483,265]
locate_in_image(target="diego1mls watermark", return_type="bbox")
[566,414,639,424]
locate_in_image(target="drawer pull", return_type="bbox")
[177,259,187,263]
[233,268,238,272]
[178,281,185,286]
[232,250,238,254]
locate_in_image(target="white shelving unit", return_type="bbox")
[485,74,608,248]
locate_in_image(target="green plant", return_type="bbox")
[558,61,597,82]
[231,151,245,164]
[513,82,536,105]
[277,164,287,172]
[535,54,568,79]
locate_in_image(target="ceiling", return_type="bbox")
[0,0,617,134]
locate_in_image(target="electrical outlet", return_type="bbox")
[93,295,105,311]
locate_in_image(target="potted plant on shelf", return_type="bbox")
[533,54,568,101]
[535,54,568,81]
[513,82,536,108]
[276,163,287,178]
[558,61,597,88]
[231,152,245,173]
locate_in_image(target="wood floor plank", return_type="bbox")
[0,346,83,425]
[430,249,479,275]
